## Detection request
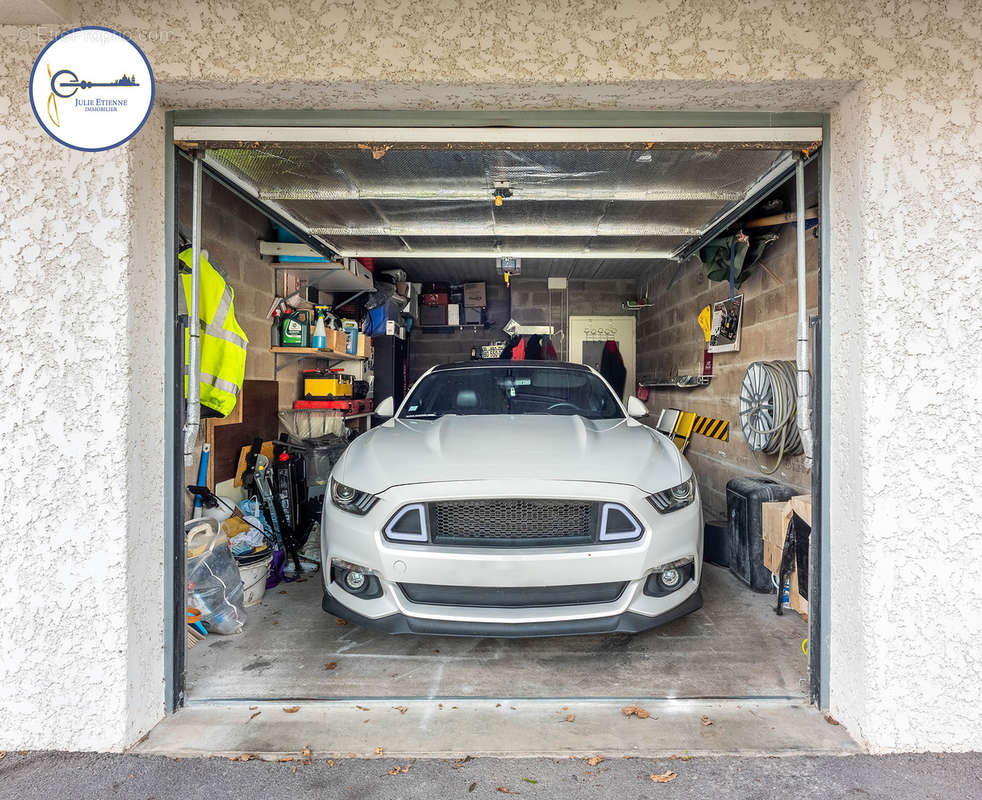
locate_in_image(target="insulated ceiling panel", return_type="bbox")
[370,258,673,281]
[205,145,792,263]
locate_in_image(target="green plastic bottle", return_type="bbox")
[280,310,309,347]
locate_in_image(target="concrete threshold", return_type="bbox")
[132,697,861,759]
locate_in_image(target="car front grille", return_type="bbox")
[428,499,596,546]
[399,581,627,608]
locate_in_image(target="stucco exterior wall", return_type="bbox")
[1,0,980,752]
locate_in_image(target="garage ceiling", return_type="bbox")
[205,146,794,280]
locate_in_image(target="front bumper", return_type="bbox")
[321,478,703,636]
[322,585,703,637]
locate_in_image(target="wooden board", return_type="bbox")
[234,441,275,488]
[205,379,280,487]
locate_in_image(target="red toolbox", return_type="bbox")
[422,292,449,306]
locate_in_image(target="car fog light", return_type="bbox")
[659,568,681,588]
[344,571,367,591]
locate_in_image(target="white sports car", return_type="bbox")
[321,361,703,637]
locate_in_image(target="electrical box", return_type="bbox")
[547,277,568,290]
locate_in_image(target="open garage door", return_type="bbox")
[162,117,831,755]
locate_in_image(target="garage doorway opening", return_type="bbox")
[166,117,827,712]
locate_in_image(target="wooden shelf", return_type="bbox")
[271,347,365,359]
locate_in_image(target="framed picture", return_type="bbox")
[707,293,744,353]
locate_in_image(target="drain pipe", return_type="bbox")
[794,155,815,468]
[182,152,203,466]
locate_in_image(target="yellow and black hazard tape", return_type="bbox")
[693,415,729,441]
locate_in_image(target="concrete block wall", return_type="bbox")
[637,222,818,521]
[407,280,510,382]
[408,277,638,381]
[177,163,300,407]
[509,277,639,360]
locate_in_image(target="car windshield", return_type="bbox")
[399,365,624,420]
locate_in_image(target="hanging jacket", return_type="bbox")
[179,247,248,417]
[599,340,626,399]
[525,334,543,360]
[510,336,526,361]
[542,336,558,360]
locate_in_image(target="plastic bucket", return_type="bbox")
[239,554,273,607]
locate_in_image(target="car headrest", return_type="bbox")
[455,389,478,409]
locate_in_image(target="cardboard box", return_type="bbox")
[423,292,449,306]
[463,282,487,308]
[762,495,811,617]
[357,335,372,359]
[447,303,461,326]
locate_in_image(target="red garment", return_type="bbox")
[510,336,526,360]
[543,338,558,360]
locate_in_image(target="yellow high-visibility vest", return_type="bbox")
[179,248,248,417]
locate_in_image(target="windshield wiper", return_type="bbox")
[403,412,443,419]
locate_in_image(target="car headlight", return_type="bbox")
[646,476,696,514]
[330,478,378,515]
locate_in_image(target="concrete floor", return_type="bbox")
[187,564,808,700]
[137,697,858,759]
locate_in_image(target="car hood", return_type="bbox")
[334,414,684,494]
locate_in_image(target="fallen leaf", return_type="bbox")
[496,788,515,794]
[468,783,477,792]
[670,754,692,762]
[291,766,297,774]
[393,706,408,714]
[283,706,300,714]
[561,706,568,711]
[649,770,678,783]
[302,745,312,760]
[453,755,476,768]
[522,778,538,784]
[496,703,502,708]
[622,706,650,719]
[248,706,258,710]
[277,757,293,762]
[375,747,384,757]
[335,618,347,626]
[585,755,605,766]
[356,705,371,711]
[328,760,335,767]
[278,590,287,594]
[229,753,257,761]
[325,662,337,670]
[566,714,576,723]
[248,711,261,722]
[0,752,5,760]
[701,715,713,726]
[387,764,413,775]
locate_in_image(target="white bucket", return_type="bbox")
[239,554,272,607]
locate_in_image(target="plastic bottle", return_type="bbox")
[312,307,327,349]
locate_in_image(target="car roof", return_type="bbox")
[429,360,592,373]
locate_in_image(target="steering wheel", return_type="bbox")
[546,402,579,414]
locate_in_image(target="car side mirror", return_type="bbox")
[626,395,648,418]
[375,396,395,418]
